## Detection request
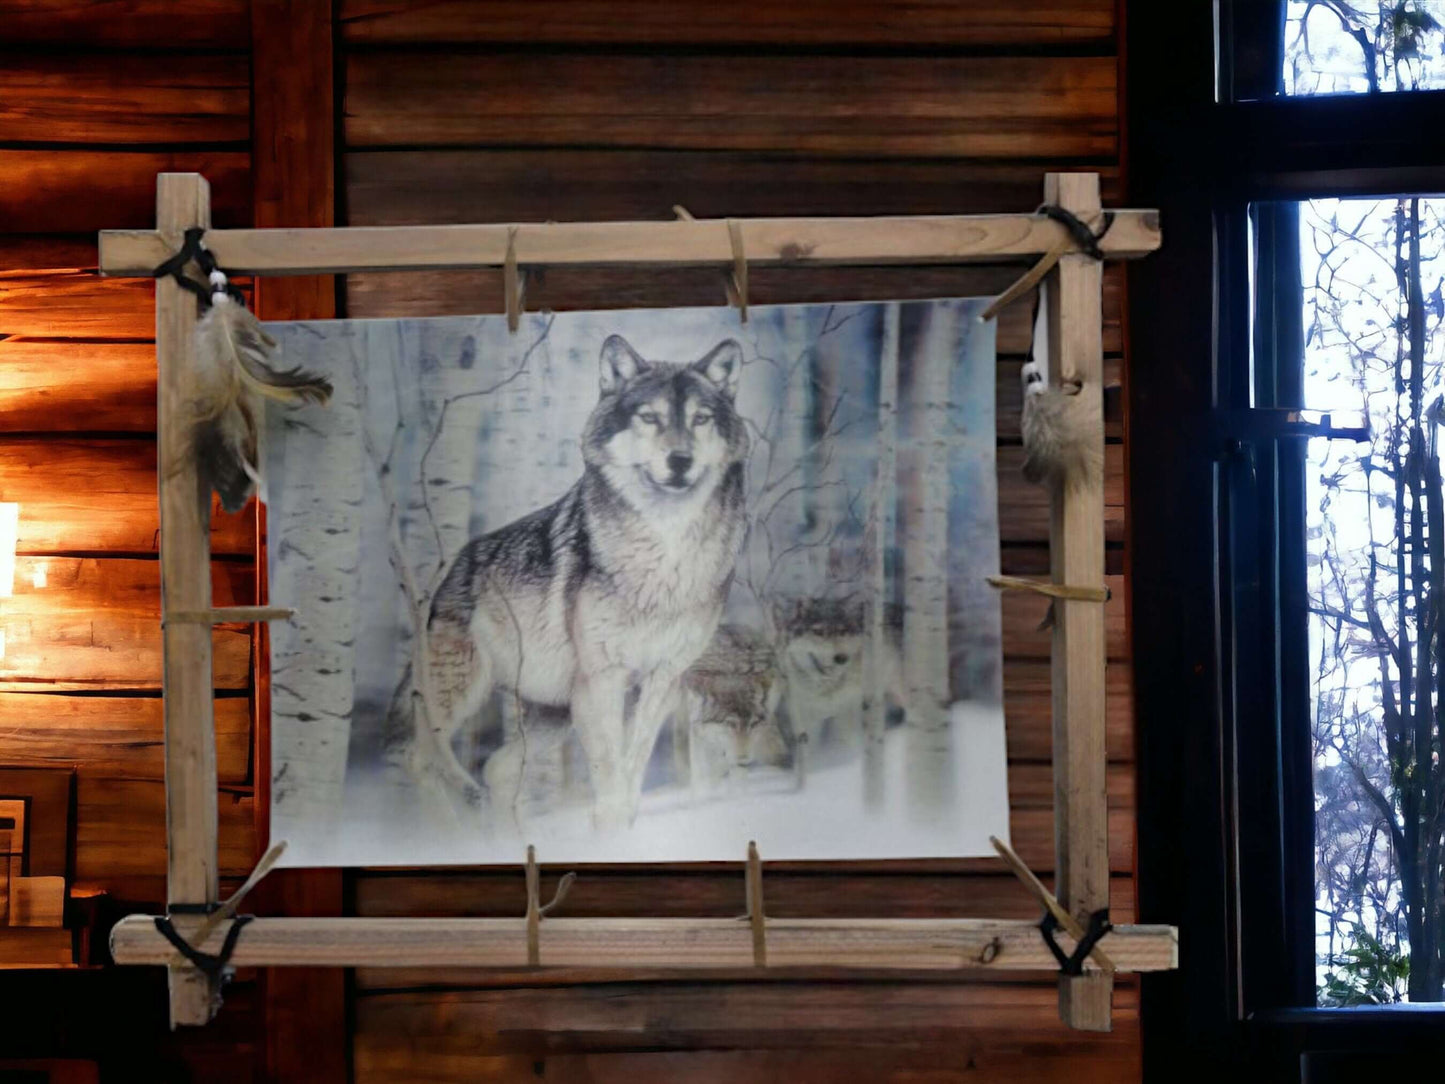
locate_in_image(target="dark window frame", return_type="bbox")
[1128,2,1445,1078]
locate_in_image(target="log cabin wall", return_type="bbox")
[338,1,1137,1081]
[0,1,1137,1080]
[0,2,263,1078]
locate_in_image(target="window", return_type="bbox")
[1285,2,1445,96]
[1131,1,1445,1076]
[1287,195,1445,1004]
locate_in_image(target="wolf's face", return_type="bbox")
[773,597,869,698]
[687,679,788,773]
[582,335,749,509]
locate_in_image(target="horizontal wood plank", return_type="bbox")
[0,53,249,144]
[345,52,1117,158]
[353,981,1139,1056]
[344,263,1124,355]
[340,0,1116,47]
[355,1044,1139,1084]
[999,444,1123,544]
[0,693,250,783]
[347,151,1122,226]
[0,1,250,47]
[0,557,252,691]
[0,341,158,432]
[73,777,254,890]
[0,441,253,555]
[0,151,250,233]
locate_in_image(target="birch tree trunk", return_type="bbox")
[862,303,901,810]
[900,304,955,820]
[269,326,365,862]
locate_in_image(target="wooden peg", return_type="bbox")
[189,840,287,947]
[724,219,748,323]
[167,606,295,625]
[524,846,575,967]
[745,840,766,966]
[504,226,524,333]
[986,575,1110,603]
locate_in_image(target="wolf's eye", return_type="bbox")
[692,412,713,427]
[637,410,662,427]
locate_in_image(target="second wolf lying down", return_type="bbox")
[411,333,750,828]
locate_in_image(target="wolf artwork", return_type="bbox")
[264,300,1011,866]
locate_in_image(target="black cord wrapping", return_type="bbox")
[1038,908,1112,976]
[1039,205,1115,260]
[151,226,246,308]
[153,913,254,981]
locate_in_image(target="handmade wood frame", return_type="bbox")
[97,172,1173,1032]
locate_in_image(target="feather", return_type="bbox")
[1019,358,1103,491]
[191,295,330,512]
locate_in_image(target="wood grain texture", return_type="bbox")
[0,694,251,783]
[0,151,250,233]
[0,342,160,433]
[352,982,1139,1057]
[352,1044,1139,1084]
[344,264,1125,355]
[110,912,1175,972]
[0,558,252,691]
[249,2,347,1073]
[0,1,249,47]
[0,441,253,555]
[1044,172,1111,1030]
[999,444,1124,544]
[1006,661,1132,763]
[346,151,1122,226]
[73,777,254,887]
[0,54,249,144]
[345,52,1117,158]
[340,0,1116,46]
[353,868,1137,923]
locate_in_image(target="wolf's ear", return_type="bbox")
[599,335,647,393]
[693,339,742,398]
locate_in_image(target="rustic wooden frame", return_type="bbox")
[97,172,1171,1032]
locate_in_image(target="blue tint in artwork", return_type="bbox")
[264,299,1009,865]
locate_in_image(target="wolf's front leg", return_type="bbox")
[570,667,632,830]
[624,665,685,812]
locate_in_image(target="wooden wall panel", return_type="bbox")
[0,441,253,555]
[345,264,1125,356]
[0,55,249,144]
[347,151,1122,225]
[0,1,250,47]
[0,694,250,783]
[353,984,1139,1080]
[73,778,255,890]
[0,342,159,433]
[340,0,1116,47]
[345,52,1117,158]
[0,150,250,233]
[0,557,252,690]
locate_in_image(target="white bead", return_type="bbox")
[209,269,228,287]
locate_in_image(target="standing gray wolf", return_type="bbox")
[416,333,750,828]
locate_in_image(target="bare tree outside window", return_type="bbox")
[1302,196,1445,1004]
[1285,1,1445,94]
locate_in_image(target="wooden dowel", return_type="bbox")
[187,841,287,948]
[986,575,1110,603]
[98,209,1162,278]
[745,841,766,967]
[167,606,295,625]
[155,172,220,1028]
[977,234,1072,323]
[990,835,1117,973]
[524,845,541,966]
[110,914,1178,972]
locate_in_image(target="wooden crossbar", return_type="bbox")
[111,915,1178,973]
[98,210,1160,278]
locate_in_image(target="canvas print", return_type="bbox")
[264,300,1009,866]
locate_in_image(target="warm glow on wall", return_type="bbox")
[0,502,16,599]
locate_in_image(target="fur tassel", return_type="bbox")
[192,295,332,512]
[1019,358,1103,491]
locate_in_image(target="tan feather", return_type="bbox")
[191,296,329,511]
[1019,359,1102,491]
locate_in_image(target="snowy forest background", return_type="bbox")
[262,299,1009,866]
